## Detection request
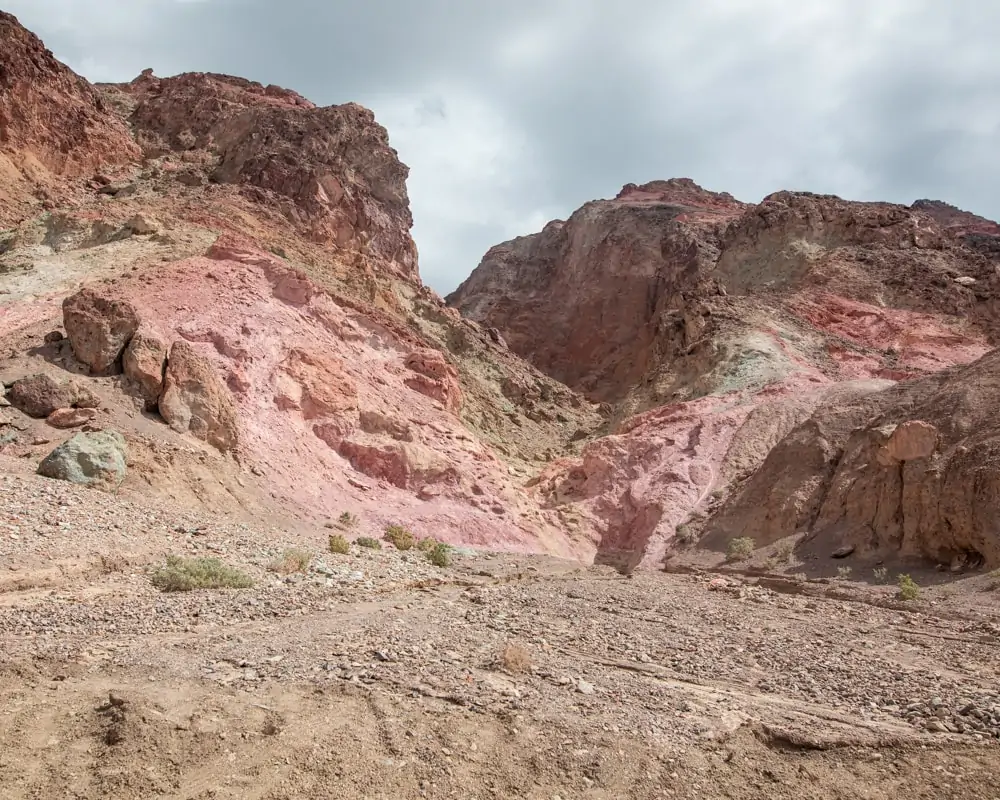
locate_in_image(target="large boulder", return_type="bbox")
[62,288,140,374]
[158,340,239,452]
[123,327,168,410]
[37,430,127,488]
[8,374,99,418]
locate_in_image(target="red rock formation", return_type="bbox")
[447,179,745,401]
[108,70,417,277]
[0,12,139,223]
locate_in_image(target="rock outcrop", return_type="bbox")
[0,12,139,224]
[703,349,1000,567]
[447,179,745,401]
[107,70,417,277]
[159,341,240,453]
[37,430,127,488]
[450,183,1000,408]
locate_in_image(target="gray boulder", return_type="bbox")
[37,431,127,488]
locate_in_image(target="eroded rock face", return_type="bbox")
[447,179,744,401]
[704,349,1000,566]
[450,182,1000,407]
[404,349,463,413]
[115,71,417,277]
[37,430,127,488]
[122,328,168,410]
[63,289,140,374]
[273,348,358,419]
[0,12,139,224]
[8,374,99,418]
[158,341,239,452]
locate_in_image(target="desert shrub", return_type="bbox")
[356,536,382,550]
[328,534,350,555]
[872,566,889,583]
[499,642,532,673]
[775,540,795,561]
[837,565,853,579]
[384,524,415,551]
[427,542,452,567]
[675,524,693,544]
[726,537,755,562]
[897,574,920,601]
[416,537,439,553]
[338,511,358,528]
[151,555,254,592]
[268,548,311,575]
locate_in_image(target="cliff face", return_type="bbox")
[447,179,745,401]
[0,11,140,224]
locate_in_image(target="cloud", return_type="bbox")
[4,0,999,292]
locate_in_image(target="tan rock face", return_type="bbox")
[704,349,1000,566]
[8,374,99,418]
[122,328,168,410]
[273,348,358,419]
[63,289,140,375]
[158,341,239,452]
[877,420,939,465]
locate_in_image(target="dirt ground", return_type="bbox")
[2,472,1000,799]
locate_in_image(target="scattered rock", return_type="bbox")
[159,340,239,452]
[62,288,140,374]
[37,430,127,488]
[43,330,64,344]
[46,407,97,429]
[832,545,856,559]
[8,374,99,418]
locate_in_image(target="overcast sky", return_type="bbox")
[5,1,1000,292]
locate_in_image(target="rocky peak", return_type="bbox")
[616,178,743,213]
[0,12,139,223]
[104,70,418,278]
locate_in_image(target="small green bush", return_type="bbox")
[837,565,853,579]
[384,524,415,551]
[338,511,359,528]
[268,548,311,575]
[872,566,889,583]
[328,534,350,555]
[416,537,439,553]
[151,555,254,592]
[897,574,920,601]
[726,537,755,562]
[427,542,452,567]
[355,536,382,550]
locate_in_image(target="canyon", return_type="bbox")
[3,10,1000,798]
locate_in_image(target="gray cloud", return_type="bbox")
[5,0,1000,292]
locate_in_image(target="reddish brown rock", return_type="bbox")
[704,349,1000,566]
[114,71,417,278]
[122,327,168,410]
[8,374,99,418]
[447,179,745,401]
[158,341,239,452]
[0,12,139,224]
[62,289,140,374]
[336,437,457,490]
[404,349,463,413]
[46,407,97,429]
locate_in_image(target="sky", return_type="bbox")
[5,0,1000,293]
